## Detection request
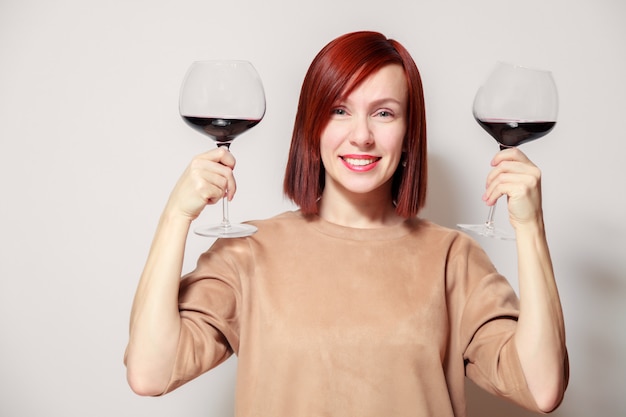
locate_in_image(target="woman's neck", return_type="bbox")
[317,186,403,229]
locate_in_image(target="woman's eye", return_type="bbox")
[377,110,393,118]
[332,108,347,116]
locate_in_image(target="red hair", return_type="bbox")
[283,31,427,218]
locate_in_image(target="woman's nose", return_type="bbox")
[349,116,373,147]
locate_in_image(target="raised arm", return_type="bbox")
[483,148,567,412]
[125,147,236,396]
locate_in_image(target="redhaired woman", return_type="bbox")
[125,31,568,417]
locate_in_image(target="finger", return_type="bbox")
[490,147,530,166]
[486,160,524,189]
[482,182,506,206]
[204,183,229,204]
[197,146,237,170]
[192,164,237,202]
[486,155,540,186]
[483,172,524,204]
[193,159,237,202]
[483,169,541,207]
[204,168,236,201]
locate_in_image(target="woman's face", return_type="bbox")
[320,64,408,200]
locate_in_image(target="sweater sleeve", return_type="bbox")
[461,275,542,412]
[449,234,544,413]
[162,239,247,394]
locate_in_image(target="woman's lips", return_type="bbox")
[340,155,381,172]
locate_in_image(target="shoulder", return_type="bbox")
[407,218,494,267]
[249,210,307,227]
[191,213,302,274]
[209,211,310,251]
[407,217,477,246]
[247,210,310,238]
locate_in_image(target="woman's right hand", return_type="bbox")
[125,146,237,396]
[165,147,237,221]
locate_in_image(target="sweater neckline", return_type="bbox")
[296,211,419,241]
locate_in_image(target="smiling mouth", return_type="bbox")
[341,156,381,167]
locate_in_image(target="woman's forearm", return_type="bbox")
[125,210,192,396]
[513,220,567,412]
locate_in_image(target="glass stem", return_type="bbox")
[221,195,231,229]
[485,202,497,231]
[484,144,508,232]
[218,143,232,230]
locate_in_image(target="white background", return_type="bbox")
[1,0,624,416]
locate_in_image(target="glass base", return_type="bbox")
[194,222,257,238]
[457,223,515,241]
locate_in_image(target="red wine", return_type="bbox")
[183,117,261,143]
[476,119,555,148]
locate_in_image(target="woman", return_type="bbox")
[125,31,568,416]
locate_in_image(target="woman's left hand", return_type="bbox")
[483,148,543,231]
[488,148,568,411]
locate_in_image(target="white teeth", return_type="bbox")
[343,157,376,166]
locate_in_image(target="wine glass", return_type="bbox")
[179,60,266,238]
[458,62,558,240]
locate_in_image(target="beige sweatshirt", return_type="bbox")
[163,210,551,416]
